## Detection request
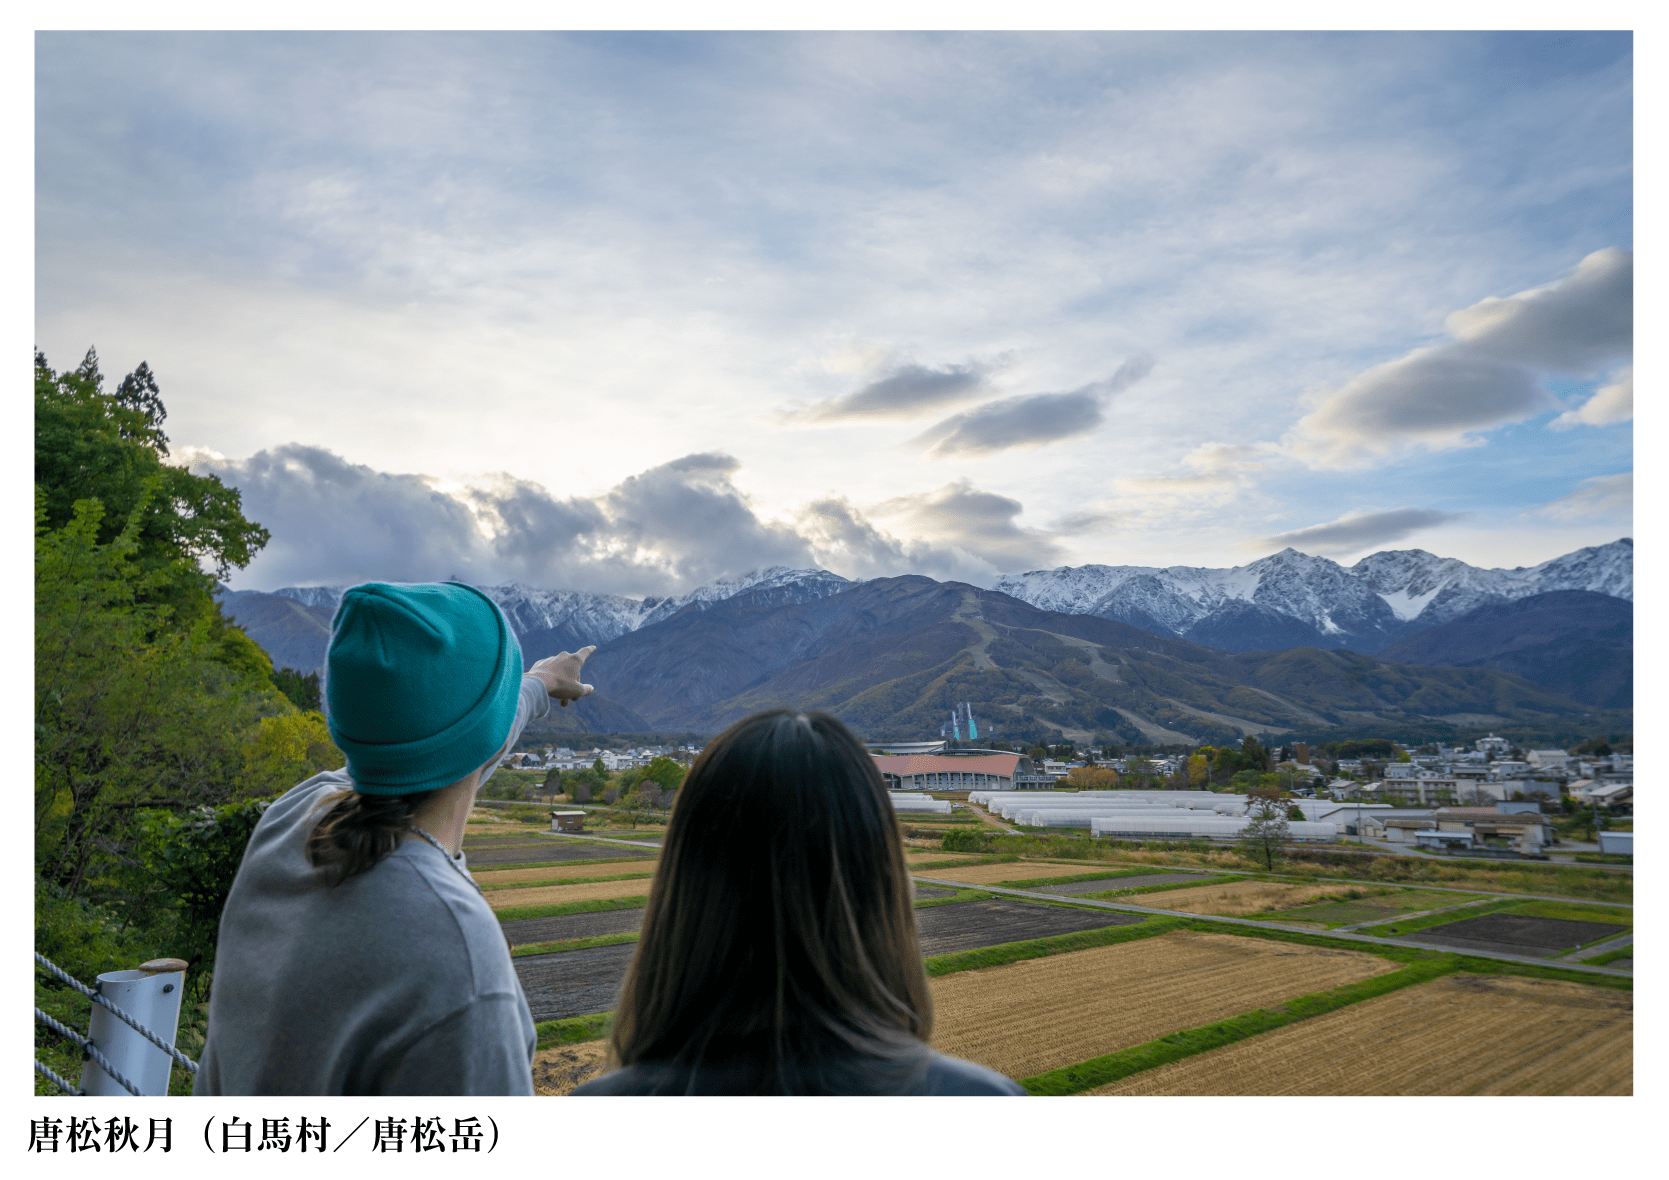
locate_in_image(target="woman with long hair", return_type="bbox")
[574,709,1023,1095]
[196,581,594,1095]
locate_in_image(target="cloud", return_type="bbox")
[865,480,1070,572]
[1249,507,1468,554]
[193,445,1066,593]
[783,360,997,422]
[1446,247,1632,373]
[909,354,1153,457]
[1285,249,1631,468]
[1551,367,1632,430]
[1534,472,1632,521]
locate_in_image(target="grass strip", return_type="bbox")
[495,895,648,922]
[910,855,1021,870]
[512,932,640,958]
[480,871,655,892]
[914,889,994,909]
[1582,947,1634,967]
[923,917,1184,978]
[534,1012,612,1050]
[1018,959,1452,1096]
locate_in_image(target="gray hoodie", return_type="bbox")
[194,676,548,1095]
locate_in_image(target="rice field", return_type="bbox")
[928,930,1395,1081]
[474,862,656,888]
[532,1040,611,1096]
[1084,973,1632,1096]
[922,861,1116,886]
[486,879,653,910]
[1120,880,1362,916]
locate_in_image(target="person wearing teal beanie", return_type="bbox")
[196,581,596,1096]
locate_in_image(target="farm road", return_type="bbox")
[912,878,1633,978]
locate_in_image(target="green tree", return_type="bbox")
[1238,795,1291,871]
[639,756,687,791]
[272,667,321,711]
[35,349,270,620]
[35,491,288,896]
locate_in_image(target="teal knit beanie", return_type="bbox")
[325,582,524,795]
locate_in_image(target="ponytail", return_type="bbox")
[307,788,441,885]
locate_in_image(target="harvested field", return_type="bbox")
[923,861,1114,886]
[916,900,1140,957]
[904,851,984,865]
[929,930,1394,1081]
[466,843,656,868]
[913,886,959,900]
[515,944,639,1022]
[477,861,650,887]
[1403,914,1626,959]
[1122,880,1360,916]
[1036,873,1209,896]
[1085,973,1632,1095]
[533,1041,611,1096]
[502,908,645,947]
[486,879,652,911]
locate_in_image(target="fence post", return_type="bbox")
[79,959,188,1096]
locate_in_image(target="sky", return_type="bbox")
[35,31,1634,598]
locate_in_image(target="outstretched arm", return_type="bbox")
[527,646,596,707]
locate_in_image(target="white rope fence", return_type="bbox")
[34,952,199,1096]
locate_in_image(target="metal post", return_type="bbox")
[80,959,188,1096]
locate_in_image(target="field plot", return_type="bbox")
[486,879,652,911]
[929,931,1394,1081]
[1036,873,1209,895]
[515,943,638,1022]
[913,886,959,900]
[1403,914,1626,958]
[502,908,645,947]
[904,851,986,866]
[1262,892,1481,928]
[474,862,656,887]
[533,1041,611,1096]
[922,861,1118,886]
[1086,973,1631,1095]
[916,900,1140,957]
[1120,880,1361,916]
[466,843,656,868]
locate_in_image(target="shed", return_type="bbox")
[1598,832,1633,856]
[1415,829,1476,850]
[550,810,586,833]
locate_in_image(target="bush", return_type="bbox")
[941,829,997,853]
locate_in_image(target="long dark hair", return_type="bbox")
[608,710,934,1094]
[307,789,440,885]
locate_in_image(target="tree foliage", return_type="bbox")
[1238,795,1291,871]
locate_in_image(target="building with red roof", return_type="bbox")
[872,752,1022,790]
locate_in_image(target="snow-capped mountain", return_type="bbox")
[993,538,1632,653]
[259,567,855,666]
[1352,539,1633,625]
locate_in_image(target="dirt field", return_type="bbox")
[514,943,639,1021]
[921,861,1121,886]
[929,930,1395,1081]
[533,1041,612,1095]
[476,863,656,888]
[1403,914,1627,959]
[1266,892,1478,928]
[1036,873,1211,895]
[904,851,985,865]
[487,879,653,911]
[1120,880,1361,916]
[916,900,1140,957]
[1085,973,1632,1095]
[502,908,645,947]
[466,843,657,868]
